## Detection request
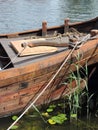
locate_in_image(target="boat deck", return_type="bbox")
[0,37,68,68]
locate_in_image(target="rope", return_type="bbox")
[7,41,78,130]
[0,56,9,59]
[1,46,26,70]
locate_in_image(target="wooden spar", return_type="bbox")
[22,41,70,47]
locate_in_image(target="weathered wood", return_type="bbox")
[0,78,85,117]
[11,43,58,56]
[24,41,70,48]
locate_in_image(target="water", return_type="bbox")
[1,106,98,130]
[0,0,98,129]
[0,0,98,34]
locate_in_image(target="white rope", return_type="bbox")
[7,43,78,130]
[1,46,26,70]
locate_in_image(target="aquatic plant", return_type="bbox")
[48,113,67,125]
[12,116,18,121]
[65,51,96,122]
[42,102,68,125]
[46,104,56,113]
[11,116,19,130]
[10,125,19,130]
[67,70,82,121]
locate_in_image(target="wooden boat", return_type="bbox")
[0,17,98,118]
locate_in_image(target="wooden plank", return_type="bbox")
[10,38,58,56]
[0,38,61,67]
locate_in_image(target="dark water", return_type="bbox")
[0,0,98,129]
[1,106,98,130]
[0,0,98,34]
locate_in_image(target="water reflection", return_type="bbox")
[0,0,98,33]
[57,0,97,21]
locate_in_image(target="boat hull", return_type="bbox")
[0,17,98,118]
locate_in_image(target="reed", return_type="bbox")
[65,51,90,121]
